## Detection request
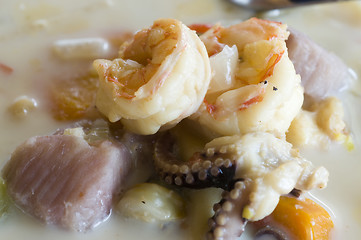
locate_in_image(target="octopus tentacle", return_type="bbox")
[207,179,251,240]
[154,131,329,239]
[207,183,301,240]
[154,132,237,190]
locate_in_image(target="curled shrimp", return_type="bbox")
[94,18,211,135]
[192,18,304,137]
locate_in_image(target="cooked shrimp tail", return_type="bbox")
[94,18,211,135]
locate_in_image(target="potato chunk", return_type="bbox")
[117,183,185,223]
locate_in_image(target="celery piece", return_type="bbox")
[0,178,9,218]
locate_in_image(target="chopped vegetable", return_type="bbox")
[0,178,9,219]
[254,196,334,239]
[50,74,99,121]
[117,183,185,223]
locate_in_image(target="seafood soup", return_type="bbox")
[0,0,361,239]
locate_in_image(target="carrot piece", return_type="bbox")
[255,196,334,240]
[50,74,99,121]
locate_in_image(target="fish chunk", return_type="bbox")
[287,29,354,100]
[2,134,131,232]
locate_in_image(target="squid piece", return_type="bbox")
[192,18,304,137]
[94,18,211,135]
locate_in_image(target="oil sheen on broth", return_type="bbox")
[0,0,361,239]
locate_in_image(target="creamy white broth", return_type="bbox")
[264,4,361,239]
[0,0,361,239]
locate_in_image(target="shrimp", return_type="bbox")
[94,18,211,135]
[192,18,304,137]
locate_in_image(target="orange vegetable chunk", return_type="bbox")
[255,196,334,240]
[50,74,99,121]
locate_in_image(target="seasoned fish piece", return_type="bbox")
[287,29,354,100]
[2,134,131,232]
